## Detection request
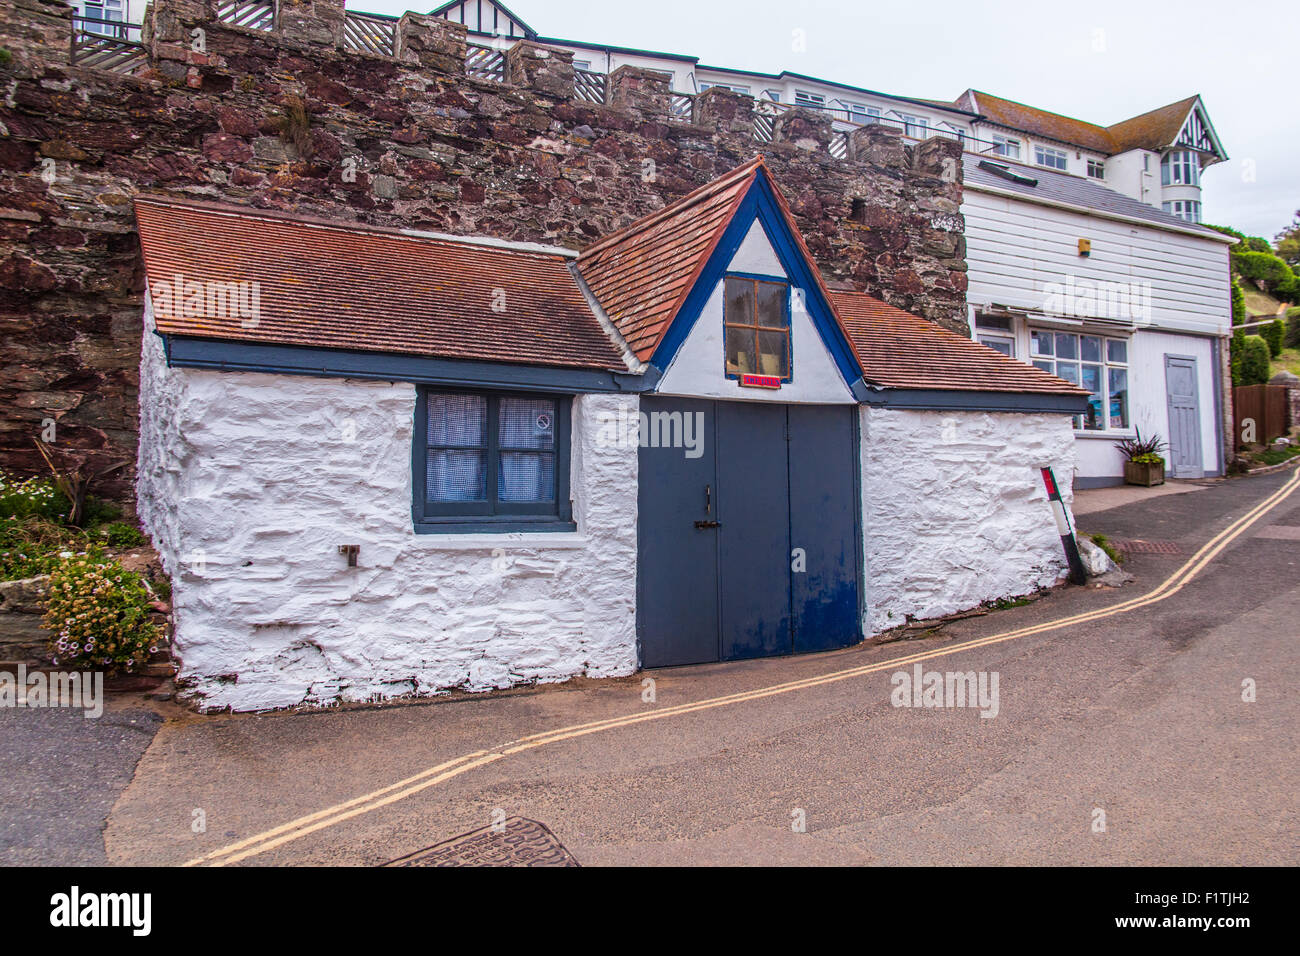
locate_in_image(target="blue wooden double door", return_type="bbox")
[637,397,862,667]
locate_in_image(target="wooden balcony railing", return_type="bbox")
[214,0,275,31]
[465,42,505,82]
[342,10,397,57]
[70,15,145,74]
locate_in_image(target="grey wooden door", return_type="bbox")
[636,398,720,667]
[1164,355,1203,478]
[636,397,862,668]
[715,401,791,661]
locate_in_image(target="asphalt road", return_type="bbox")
[8,467,1299,866]
[0,703,162,866]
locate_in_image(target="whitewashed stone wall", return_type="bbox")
[859,407,1078,635]
[137,308,639,712]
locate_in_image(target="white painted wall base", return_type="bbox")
[137,308,640,712]
[859,408,1078,635]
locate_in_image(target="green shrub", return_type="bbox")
[1287,307,1300,349]
[1241,236,1273,254]
[0,472,69,521]
[1263,318,1286,358]
[1233,250,1293,286]
[1239,335,1272,385]
[1230,278,1246,326]
[96,521,146,549]
[43,554,160,673]
[1276,271,1300,305]
[1205,223,1246,245]
[1230,328,1246,384]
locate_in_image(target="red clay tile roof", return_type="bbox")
[959,90,1208,158]
[961,90,1117,153]
[831,290,1088,396]
[133,198,628,371]
[1106,95,1201,153]
[575,157,762,361]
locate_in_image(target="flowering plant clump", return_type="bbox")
[0,471,68,521]
[43,554,160,673]
[0,516,88,581]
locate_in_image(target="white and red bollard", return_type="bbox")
[1041,466,1087,586]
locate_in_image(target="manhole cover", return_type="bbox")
[385,817,578,867]
[1107,538,1181,555]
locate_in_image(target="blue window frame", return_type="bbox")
[723,273,792,381]
[413,388,574,533]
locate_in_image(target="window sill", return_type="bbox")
[1072,430,1136,440]
[414,518,578,537]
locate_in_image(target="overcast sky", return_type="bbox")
[357,0,1299,240]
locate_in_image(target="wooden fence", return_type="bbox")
[1233,384,1290,447]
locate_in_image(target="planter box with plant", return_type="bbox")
[1117,432,1167,486]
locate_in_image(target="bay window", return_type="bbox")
[1160,150,1200,187]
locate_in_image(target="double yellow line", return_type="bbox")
[187,468,1300,866]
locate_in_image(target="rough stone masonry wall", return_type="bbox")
[0,0,966,504]
[137,303,640,711]
[859,408,1078,636]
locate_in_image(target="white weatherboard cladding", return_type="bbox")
[1072,329,1220,479]
[963,189,1231,336]
[137,310,639,711]
[655,219,854,403]
[859,408,1078,635]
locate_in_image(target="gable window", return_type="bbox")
[991,134,1020,160]
[414,389,573,532]
[1031,330,1129,431]
[723,275,791,381]
[1034,145,1068,171]
[1087,159,1105,179]
[1162,199,1202,223]
[1160,150,1200,187]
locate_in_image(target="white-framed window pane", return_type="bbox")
[1107,339,1128,364]
[979,335,1014,357]
[1055,332,1079,360]
[1081,335,1102,363]
[1032,360,1054,374]
[1056,362,1080,385]
[1031,329,1054,356]
[1108,367,1129,428]
[1081,364,1104,431]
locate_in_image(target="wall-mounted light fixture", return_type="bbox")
[338,544,360,567]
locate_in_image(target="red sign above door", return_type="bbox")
[739,373,782,389]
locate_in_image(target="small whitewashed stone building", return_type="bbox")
[134,158,1087,711]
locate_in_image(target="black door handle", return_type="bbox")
[694,520,721,529]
